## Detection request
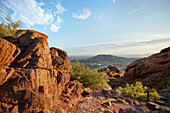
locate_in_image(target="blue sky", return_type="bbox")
[0,0,170,57]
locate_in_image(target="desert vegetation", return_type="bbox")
[0,16,26,38]
[119,81,160,101]
[71,61,109,90]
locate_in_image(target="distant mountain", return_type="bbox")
[86,54,137,63]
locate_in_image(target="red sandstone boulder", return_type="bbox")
[50,47,64,67]
[0,67,14,85]
[0,38,21,66]
[0,30,83,113]
[17,37,53,69]
[59,80,84,110]
[18,30,48,48]
[125,46,170,90]
[99,66,124,79]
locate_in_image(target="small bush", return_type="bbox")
[149,88,160,100]
[119,81,160,101]
[71,61,109,90]
[0,16,25,38]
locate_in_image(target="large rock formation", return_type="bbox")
[0,30,84,113]
[99,66,124,79]
[125,46,170,90]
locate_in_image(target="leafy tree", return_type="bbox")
[0,16,25,38]
[71,61,109,90]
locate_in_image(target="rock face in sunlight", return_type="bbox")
[125,46,170,90]
[99,66,124,79]
[0,30,84,113]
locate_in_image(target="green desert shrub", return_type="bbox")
[119,81,160,101]
[0,16,25,38]
[149,88,160,100]
[71,61,109,90]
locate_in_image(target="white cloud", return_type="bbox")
[147,33,170,39]
[112,0,116,2]
[128,4,148,15]
[50,16,63,32]
[72,9,91,20]
[0,0,54,26]
[56,16,63,25]
[50,24,61,32]
[55,3,66,14]
[39,2,45,6]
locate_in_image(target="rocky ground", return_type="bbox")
[68,88,170,113]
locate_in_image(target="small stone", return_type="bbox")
[133,99,140,106]
[125,98,133,105]
[103,101,112,106]
[98,96,106,100]
[82,87,93,96]
[119,108,139,113]
[102,88,112,96]
[97,108,104,112]
[119,96,125,100]
[117,98,125,103]
[137,106,150,113]
[112,96,118,99]
[146,102,160,110]
[103,109,113,113]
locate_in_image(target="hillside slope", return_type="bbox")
[86,54,137,63]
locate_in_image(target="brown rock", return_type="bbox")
[125,98,133,105]
[136,106,150,113]
[0,30,78,113]
[17,37,53,69]
[59,80,84,109]
[4,36,18,43]
[50,47,64,67]
[117,98,125,103]
[103,109,113,113]
[146,102,160,110]
[0,67,14,85]
[0,66,72,112]
[102,101,112,107]
[102,88,112,96]
[99,65,124,80]
[82,87,93,96]
[18,30,48,47]
[0,38,21,66]
[133,99,140,106]
[119,108,139,113]
[125,46,170,90]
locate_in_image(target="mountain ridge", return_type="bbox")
[86,54,137,63]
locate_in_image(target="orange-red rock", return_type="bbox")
[125,46,170,90]
[0,30,83,113]
[99,66,124,79]
[0,38,21,66]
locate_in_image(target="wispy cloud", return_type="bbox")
[39,2,45,6]
[99,12,105,19]
[50,24,61,32]
[66,37,170,56]
[0,0,54,26]
[72,9,91,20]
[55,3,66,14]
[50,16,63,32]
[128,4,148,15]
